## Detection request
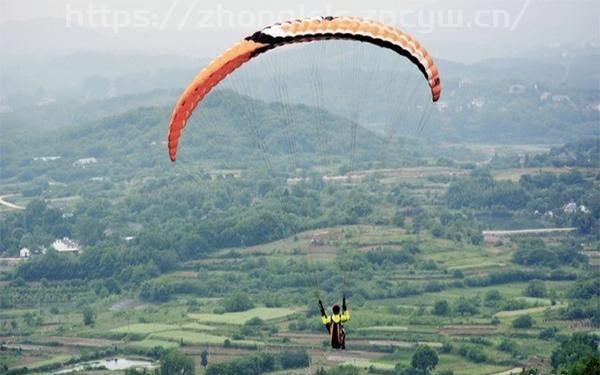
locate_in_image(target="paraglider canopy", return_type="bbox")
[167,16,442,162]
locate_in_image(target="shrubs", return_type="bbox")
[454,297,479,316]
[82,306,95,326]
[512,315,534,329]
[440,342,453,354]
[551,333,600,374]
[458,344,487,363]
[513,240,586,267]
[159,348,195,375]
[524,280,547,297]
[424,281,446,293]
[464,269,576,288]
[485,290,502,303]
[569,278,600,300]
[139,280,173,302]
[538,327,559,340]
[205,349,309,375]
[222,292,254,312]
[432,300,451,316]
[498,339,518,355]
[411,345,439,374]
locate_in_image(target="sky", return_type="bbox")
[1,0,599,62]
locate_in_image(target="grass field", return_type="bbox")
[150,331,230,345]
[110,323,182,334]
[126,339,180,350]
[356,326,408,332]
[150,330,260,347]
[494,303,566,318]
[1,220,596,375]
[188,307,297,324]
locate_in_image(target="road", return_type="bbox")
[0,194,25,210]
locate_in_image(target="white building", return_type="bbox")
[552,95,571,104]
[73,158,98,167]
[563,202,577,214]
[19,248,31,258]
[33,156,61,162]
[561,202,588,214]
[470,98,486,108]
[508,84,526,94]
[540,92,552,101]
[52,237,81,254]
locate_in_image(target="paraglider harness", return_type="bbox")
[319,296,348,350]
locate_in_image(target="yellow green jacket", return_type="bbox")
[321,310,350,325]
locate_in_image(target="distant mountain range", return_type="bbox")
[1,34,598,146]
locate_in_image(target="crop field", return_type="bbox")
[1,164,597,375]
[188,307,297,325]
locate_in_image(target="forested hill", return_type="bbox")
[0,90,432,183]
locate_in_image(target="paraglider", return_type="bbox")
[319,295,350,350]
[166,16,442,351]
[167,16,441,162]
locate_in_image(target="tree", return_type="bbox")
[125,369,151,375]
[392,211,405,227]
[551,333,599,374]
[279,349,310,369]
[326,365,360,375]
[430,225,444,238]
[432,300,450,316]
[512,315,534,329]
[458,344,487,363]
[498,339,518,355]
[484,289,502,307]
[455,297,479,316]
[524,280,547,297]
[223,292,254,312]
[411,345,439,374]
[538,327,559,340]
[74,216,104,245]
[570,278,600,300]
[200,350,208,368]
[140,280,173,302]
[160,348,195,375]
[24,199,47,231]
[567,355,600,375]
[399,368,425,375]
[82,306,95,326]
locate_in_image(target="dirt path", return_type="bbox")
[483,228,576,236]
[439,324,498,335]
[110,299,149,311]
[0,194,25,210]
[326,349,383,363]
[491,368,523,375]
[38,336,121,348]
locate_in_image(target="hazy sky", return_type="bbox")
[1,0,599,62]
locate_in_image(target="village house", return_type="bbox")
[552,94,571,104]
[508,84,526,94]
[52,237,81,254]
[562,202,590,214]
[470,98,485,108]
[73,158,98,167]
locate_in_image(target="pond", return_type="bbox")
[54,358,155,374]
